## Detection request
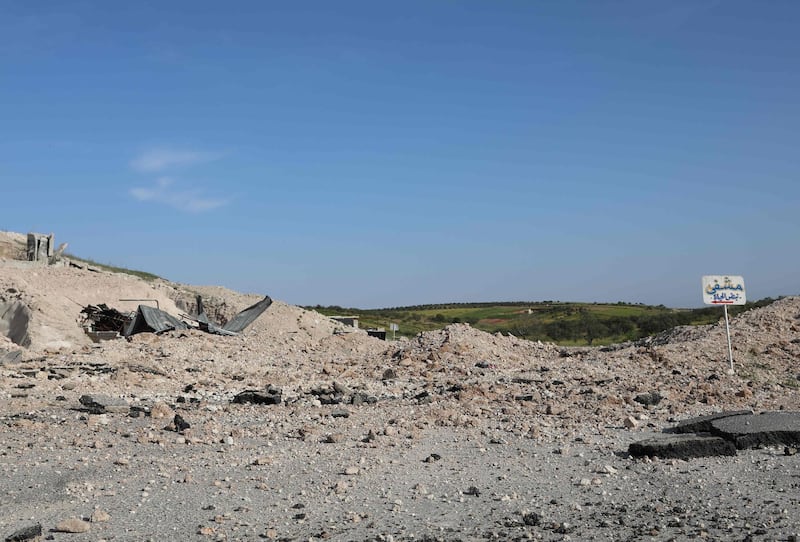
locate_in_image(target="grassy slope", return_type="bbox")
[307,299,778,345]
[64,254,161,281]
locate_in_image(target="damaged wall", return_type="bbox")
[170,291,233,326]
[27,233,54,263]
[0,299,32,347]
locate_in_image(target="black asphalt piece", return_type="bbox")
[4,523,41,542]
[634,392,663,406]
[173,414,191,431]
[78,393,130,414]
[710,411,800,450]
[667,410,753,434]
[628,433,737,459]
[231,386,282,405]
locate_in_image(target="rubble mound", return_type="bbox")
[1,229,800,540]
[0,231,26,260]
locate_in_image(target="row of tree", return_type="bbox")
[511,298,776,344]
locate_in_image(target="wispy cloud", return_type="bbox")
[130,148,224,173]
[130,177,229,213]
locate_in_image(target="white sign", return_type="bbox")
[702,275,746,305]
[389,323,399,331]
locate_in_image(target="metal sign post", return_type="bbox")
[389,323,399,341]
[723,305,734,373]
[701,275,746,374]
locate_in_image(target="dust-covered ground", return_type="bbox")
[1,251,799,541]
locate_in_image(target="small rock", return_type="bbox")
[173,414,190,432]
[634,392,662,406]
[344,467,360,475]
[79,394,129,414]
[554,522,574,534]
[4,523,42,542]
[54,518,90,533]
[332,381,350,395]
[333,481,348,494]
[522,512,542,526]
[91,510,111,523]
[150,401,174,419]
[624,416,638,429]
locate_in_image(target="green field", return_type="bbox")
[65,253,162,281]
[306,299,778,346]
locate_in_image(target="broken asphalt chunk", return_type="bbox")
[4,524,41,542]
[667,410,753,434]
[232,386,282,405]
[79,394,129,414]
[628,433,736,459]
[710,411,800,450]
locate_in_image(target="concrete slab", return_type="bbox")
[668,410,753,434]
[710,411,800,450]
[628,433,736,459]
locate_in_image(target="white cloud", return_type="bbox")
[130,177,230,213]
[130,149,224,173]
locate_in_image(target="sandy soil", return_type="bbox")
[1,241,799,541]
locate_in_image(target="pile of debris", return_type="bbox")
[80,295,273,341]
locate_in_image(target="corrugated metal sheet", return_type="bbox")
[122,295,272,337]
[124,305,189,336]
[222,296,272,333]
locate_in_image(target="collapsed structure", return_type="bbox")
[81,296,273,340]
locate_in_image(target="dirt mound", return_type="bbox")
[0,259,359,356]
[0,230,26,260]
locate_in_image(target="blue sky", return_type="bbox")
[2,1,798,308]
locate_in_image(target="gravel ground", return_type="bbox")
[1,252,799,541]
[2,401,799,541]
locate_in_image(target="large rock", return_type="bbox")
[628,433,736,459]
[710,411,800,449]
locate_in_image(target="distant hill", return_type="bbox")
[306,299,779,346]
